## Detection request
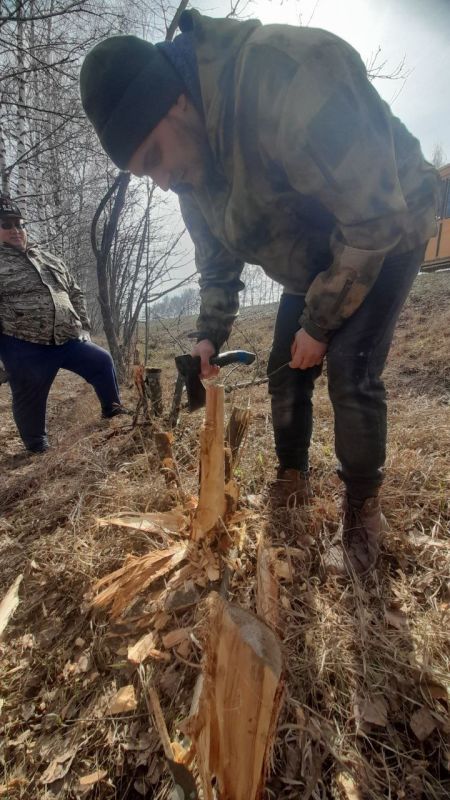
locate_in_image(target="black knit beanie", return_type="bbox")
[80,35,186,170]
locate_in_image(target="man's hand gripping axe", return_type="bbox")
[175,350,256,411]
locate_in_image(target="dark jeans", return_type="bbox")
[268,245,426,499]
[0,334,121,452]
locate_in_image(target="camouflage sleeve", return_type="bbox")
[278,41,409,341]
[66,266,91,331]
[179,193,244,351]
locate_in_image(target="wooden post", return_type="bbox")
[192,385,226,541]
[154,431,182,492]
[145,367,163,417]
[185,593,283,800]
[168,373,185,428]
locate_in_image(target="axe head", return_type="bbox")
[175,354,205,411]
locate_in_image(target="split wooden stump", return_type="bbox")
[185,593,283,800]
[90,383,283,799]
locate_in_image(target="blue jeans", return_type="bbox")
[268,245,426,499]
[0,335,121,452]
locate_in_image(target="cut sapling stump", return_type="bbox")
[192,385,227,541]
[184,593,283,800]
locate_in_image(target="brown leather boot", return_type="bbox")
[267,468,313,510]
[340,495,385,576]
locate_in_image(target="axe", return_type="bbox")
[175,350,256,411]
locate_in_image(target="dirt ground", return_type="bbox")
[0,272,449,799]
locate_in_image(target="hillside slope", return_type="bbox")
[0,272,449,800]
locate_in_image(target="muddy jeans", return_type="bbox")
[268,245,426,499]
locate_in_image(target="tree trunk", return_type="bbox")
[91,173,130,381]
[16,2,27,207]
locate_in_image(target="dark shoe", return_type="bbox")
[25,437,49,454]
[266,467,313,510]
[27,446,49,454]
[101,403,132,419]
[340,495,385,576]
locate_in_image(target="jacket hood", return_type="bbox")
[179,10,261,161]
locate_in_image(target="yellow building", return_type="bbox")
[423,163,450,271]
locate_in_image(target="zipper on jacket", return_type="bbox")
[332,277,353,313]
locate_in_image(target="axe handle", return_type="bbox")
[210,350,256,367]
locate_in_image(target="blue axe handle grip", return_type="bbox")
[210,350,256,367]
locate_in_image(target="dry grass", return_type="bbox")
[0,272,449,799]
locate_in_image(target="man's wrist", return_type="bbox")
[299,313,330,344]
[194,331,220,353]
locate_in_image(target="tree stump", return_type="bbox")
[185,592,283,800]
[192,386,227,541]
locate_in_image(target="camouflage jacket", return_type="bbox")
[0,243,90,345]
[178,11,439,347]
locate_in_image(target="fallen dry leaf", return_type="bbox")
[40,747,77,784]
[385,608,409,630]
[410,706,436,741]
[79,769,107,787]
[0,574,23,640]
[162,628,191,649]
[0,778,27,797]
[109,685,137,714]
[354,694,388,728]
[422,681,449,702]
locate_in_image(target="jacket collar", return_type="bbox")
[179,10,261,166]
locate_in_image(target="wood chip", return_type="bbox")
[91,544,188,619]
[128,634,170,665]
[150,611,171,630]
[410,706,436,741]
[272,555,293,581]
[206,564,220,582]
[0,574,23,640]
[79,770,107,787]
[162,628,191,650]
[109,685,137,714]
[177,638,192,659]
[164,583,200,613]
[335,771,363,799]
[96,511,186,535]
[128,633,156,664]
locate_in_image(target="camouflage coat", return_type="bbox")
[0,243,90,345]
[177,10,438,347]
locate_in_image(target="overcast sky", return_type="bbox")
[196,0,450,163]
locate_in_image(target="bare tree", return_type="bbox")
[431,143,447,169]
